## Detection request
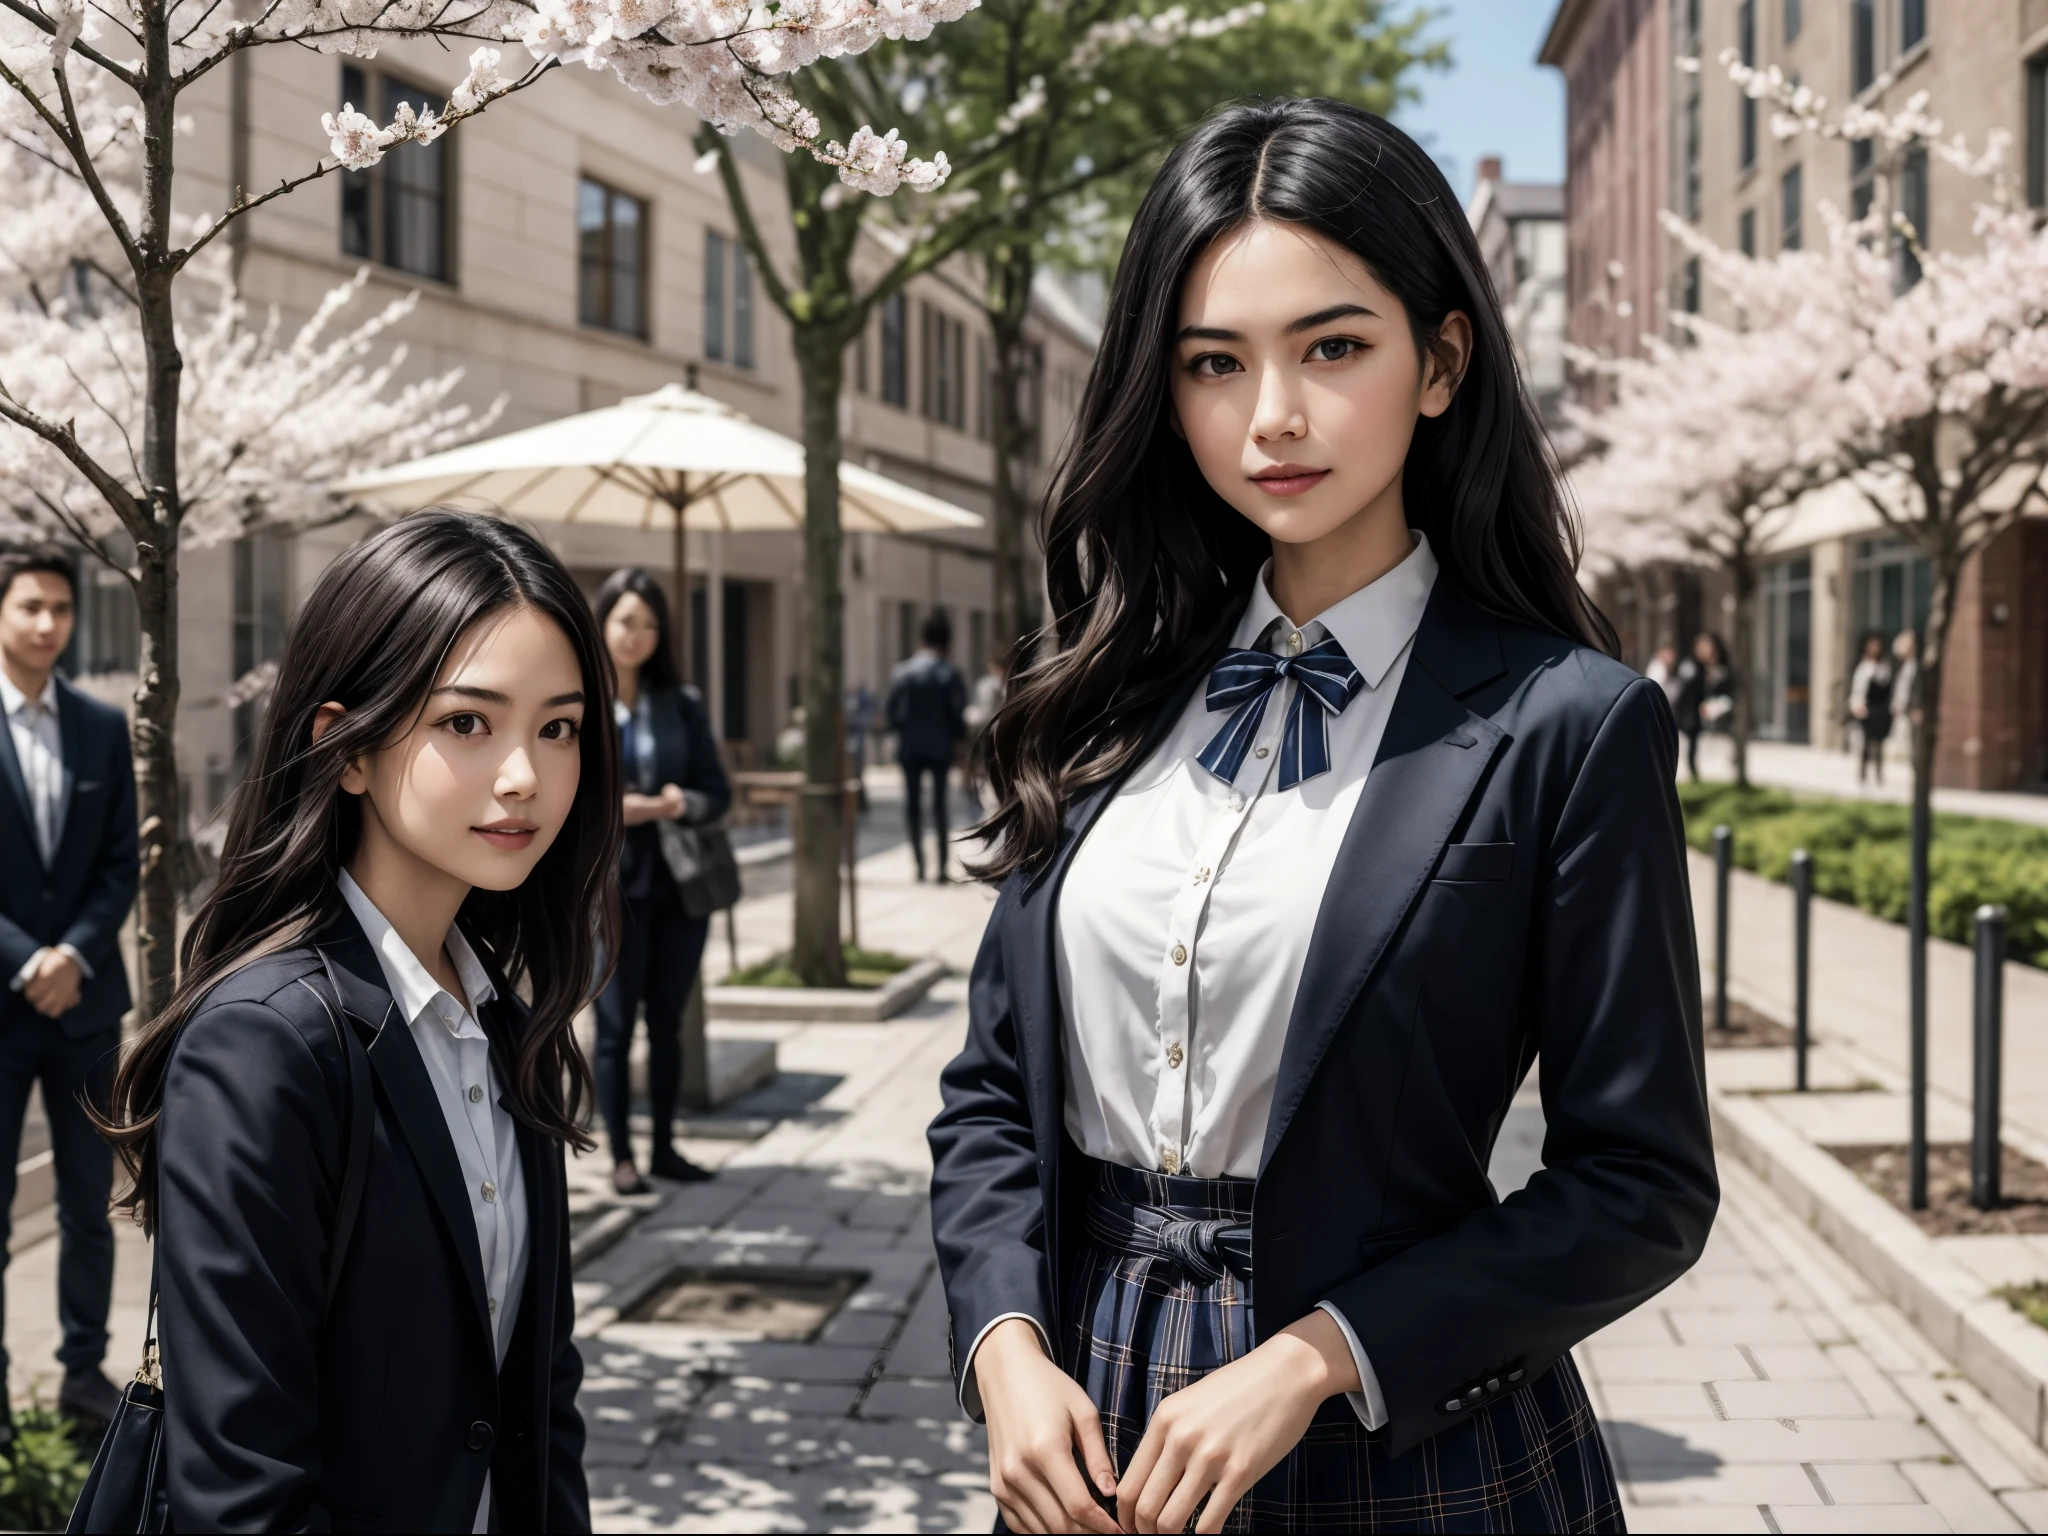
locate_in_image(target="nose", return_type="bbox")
[1249,361,1307,445]
[495,745,539,802]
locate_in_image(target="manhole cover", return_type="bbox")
[625,1266,868,1340]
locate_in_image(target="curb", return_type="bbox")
[708,955,948,1023]
[1711,1087,2048,1446]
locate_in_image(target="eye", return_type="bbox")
[540,717,582,742]
[1187,352,1243,378]
[1306,336,1363,363]
[443,712,488,737]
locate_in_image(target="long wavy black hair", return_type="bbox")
[104,510,622,1229]
[976,98,1614,880]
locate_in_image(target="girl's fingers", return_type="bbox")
[1070,1399,1119,1500]
[1193,1470,1251,1535]
[1125,1436,1191,1534]
[1039,1439,1120,1535]
[1152,1455,1220,1536]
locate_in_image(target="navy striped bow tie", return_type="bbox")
[1196,635,1365,791]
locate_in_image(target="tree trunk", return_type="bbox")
[792,329,849,989]
[985,245,1036,657]
[130,535,180,1019]
[1904,544,1957,1210]
[1728,552,1756,789]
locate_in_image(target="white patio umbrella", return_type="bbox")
[332,382,983,661]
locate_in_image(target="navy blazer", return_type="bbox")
[620,684,732,900]
[0,673,136,1037]
[157,906,589,1532]
[927,579,1718,1458]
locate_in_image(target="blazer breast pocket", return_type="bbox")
[1434,841,1514,883]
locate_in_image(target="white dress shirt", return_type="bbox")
[2,669,91,996]
[338,872,527,1533]
[1028,531,1439,1430]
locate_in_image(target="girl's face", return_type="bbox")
[605,591,662,676]
[1167,219,1468,551]
[339,605,588,894]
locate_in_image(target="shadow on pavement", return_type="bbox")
[1598,1421,1724,1482]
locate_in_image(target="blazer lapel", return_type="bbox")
[0,702,37,869]
[319,918,494,1338]
[1258,583,1510,1175]
[50,680,84,860]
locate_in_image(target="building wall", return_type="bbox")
[67,49,1097,823]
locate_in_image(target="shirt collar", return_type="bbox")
[0,669,57,718]
[1233,530,1439,690]
[337,870,497,1040]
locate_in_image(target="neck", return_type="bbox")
[346,812,472,1006]
[1,652,51,701]
[616,665,639,707]
[1265,484,1414,625]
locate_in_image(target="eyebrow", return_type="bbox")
[431,685,586,707]
[1176,302,1380,345]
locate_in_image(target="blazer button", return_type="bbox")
[467,1420,494,1451]
[1442,1398,1462,1414]
[1461,1386,1483,1406]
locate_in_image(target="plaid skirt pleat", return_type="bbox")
[1061,1159,1624,1534]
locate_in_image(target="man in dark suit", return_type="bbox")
[885,611,968,882]
[0,547,136,1432]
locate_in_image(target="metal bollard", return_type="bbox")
[1972,904,2009,1211]
[1713,825,1732,1032]
[1791,849,1812,1091]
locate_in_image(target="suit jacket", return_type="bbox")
[927,579,1718,1458]
[886,652,967,766]
[620,684,732,901]
[0,674,136,1037]
[157,906,589,1532]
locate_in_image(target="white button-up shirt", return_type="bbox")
[338,872,527,1532]
[2,668,64,865]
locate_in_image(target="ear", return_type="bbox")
[1418,311,1474,420]
[312,702,369,796]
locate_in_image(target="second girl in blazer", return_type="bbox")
[102,511,616,1531]
[929,101,1718,1534]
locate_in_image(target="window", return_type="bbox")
[1783,0,1801,43]
[1681,88,1702,221]
[339,66,452,281]
[1895,144,1928,290]
[879,292,908,407]
[1738,207,1757,256]
[74,548,138,676]
[1849,137,1876,220]
[232,533,290,772]
[2032,53,2048,210]
[1736,1,1757,171]
[703,229,726,361]
[1681,257,1701,316]
[1779,163,1802,250]
[577,178,648,337]
[920,304,967,430]
[1850,0,1876,93]
[976,336,993,441]
[1898,0,1924,53]
[1851,535,1931,644]
[855,328,870,394]
[733,247,753,370]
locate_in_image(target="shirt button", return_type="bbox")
[468,1084,484,1103]
[489,1297,498,1315]
[1160,1148,1181,1174]
[1170,944,1187,965]
[481,1181,497,1204]
[1229,793,1244,812]
[1286,631,1303,655]
[1166,1043,1184,1069]
[1192,866,1210,883]
[1255,746,1269,759]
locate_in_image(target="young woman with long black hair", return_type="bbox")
[102,510,614,1531]
[928,99,1718,1534]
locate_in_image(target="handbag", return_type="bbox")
[67,950,374,1535]
[657,818,742,919]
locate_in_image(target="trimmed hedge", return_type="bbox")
[1677,781,2048,968]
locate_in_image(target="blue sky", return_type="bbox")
[1392,1,1566,198]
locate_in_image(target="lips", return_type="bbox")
[473,822,538,850]
[1250,465,1330,497]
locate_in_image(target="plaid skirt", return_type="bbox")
[1060,1159,1624,1533]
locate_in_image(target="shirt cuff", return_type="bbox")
[681,789,714,825]
[1315,1301,1389,1431]
[8,949,45,993]
[55,944,92,982]
[958,1311,1052,1423]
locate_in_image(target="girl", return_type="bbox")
[1848,631,1895,786]
[102,511,614,1531]
[928,100,1717,1535]
[592,566,731,1193]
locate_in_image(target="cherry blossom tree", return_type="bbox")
[0,0,979,1017]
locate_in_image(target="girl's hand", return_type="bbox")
[1117,1309,1360,1534]
[658,782,687,820]
[973,1318,1120,1535]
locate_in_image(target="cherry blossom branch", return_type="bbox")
[0,0,138,88]
[0,49,144,271]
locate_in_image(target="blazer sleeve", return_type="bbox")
[159,995,344,1533]
[58,716,137,974]
[947,667,968,741]
[1325,678,1718,1456]
[677,689,731,823]
[545,1157,592,1532]
[927,881,1058,1417]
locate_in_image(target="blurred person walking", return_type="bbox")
[1848,632,1895,786]
[592,569,730,1195]
[886,612,967,881]
[0,547,135,1439]
[963,645,1010,812]
[1672,633,1731,782]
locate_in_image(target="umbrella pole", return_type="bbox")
[671,494,690,686]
